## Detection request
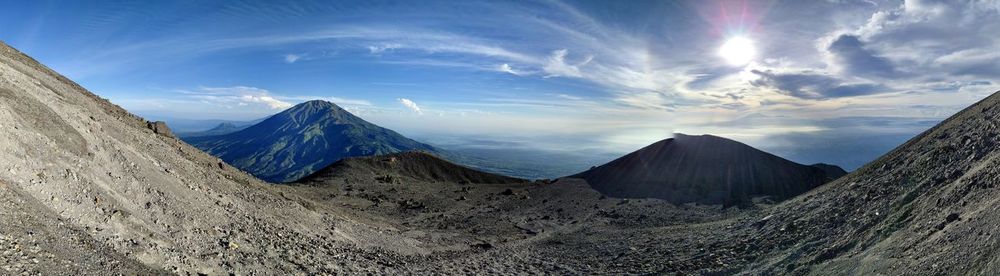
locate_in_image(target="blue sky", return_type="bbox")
[1,0,999,170]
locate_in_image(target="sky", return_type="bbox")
[1,0,999,170]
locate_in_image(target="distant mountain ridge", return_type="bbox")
[177,122,251,138]
[184,100,437,182]
[297,151,528,185]
[572,133,844,207]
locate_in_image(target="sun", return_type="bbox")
[718,36,756,66]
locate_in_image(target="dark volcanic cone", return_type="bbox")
[572,133,841,206]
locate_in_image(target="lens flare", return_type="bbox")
[718,36,756,66]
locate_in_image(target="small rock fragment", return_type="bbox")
[471,242,493,250]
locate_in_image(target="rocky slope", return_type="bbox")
[183,100,437,182]
[0,41,438,275]
[572,133,844,206]
[0,180,162,275]
[717,89,1000,274]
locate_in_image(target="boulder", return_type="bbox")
[146,121,174,138]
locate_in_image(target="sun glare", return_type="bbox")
[718,36,756,66]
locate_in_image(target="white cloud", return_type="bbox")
[498,63,523,76]
[542,49,585,78]
[240,94,293,109]
[284,54,302,63]
[193,86,293,110]
[368,43,401,54]
[397,98,423,114]
[851,0,1000,74]
[555,94,583,101]
[614,91,674,110]
[116,86,302,120]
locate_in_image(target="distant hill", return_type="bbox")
[296,151,527,185]
[177,122,251,138]
[571,133,844,207]
[809,162,848,180]
[139,116,263,134]
[183,100,437,182]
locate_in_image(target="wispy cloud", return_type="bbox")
[188,86,293,110]
[397,98,423,115]
[368,43,400,55]
[284,54,302,63]
[749,69,889,99]
[555,94,583,101]
[542,49,586,78]
[497,63,524,76]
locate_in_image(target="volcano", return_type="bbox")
[572,133,843,206]
[183,100,437,182]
